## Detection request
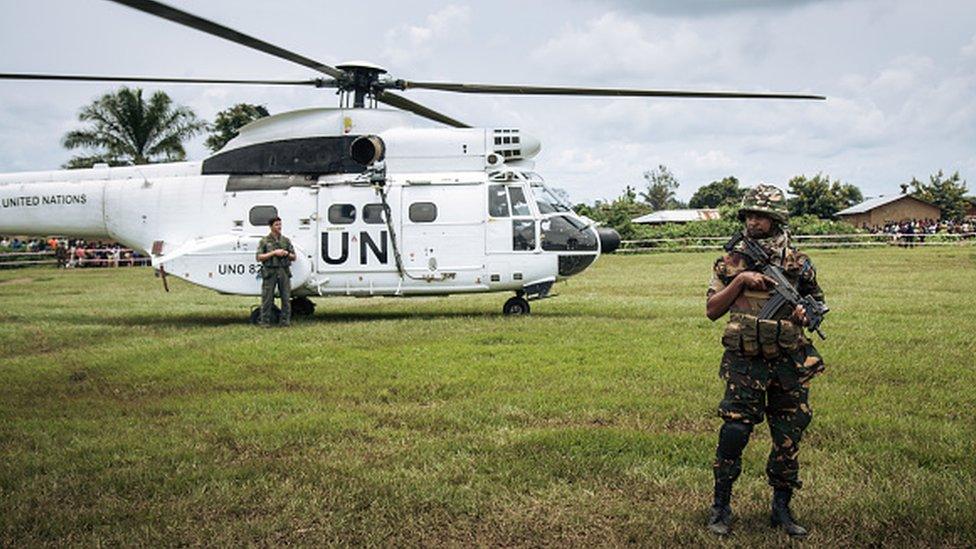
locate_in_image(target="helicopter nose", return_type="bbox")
[597,227,621,254]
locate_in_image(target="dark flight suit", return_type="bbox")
[707,238,826,490]
[257,233,295,325]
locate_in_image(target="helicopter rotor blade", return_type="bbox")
[375,90,469,128]
[107,0,345,80]
[401,81,826,101]
[0,72,337,87]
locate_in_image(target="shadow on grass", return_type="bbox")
[19,301,657,329]
[75,309,505,327]
[178,308,653,325]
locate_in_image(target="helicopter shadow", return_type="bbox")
[7,305,650,329]
[114,306,653,327]
[289,308,648,325]
[281,307,599,325]
[77,308,528,328]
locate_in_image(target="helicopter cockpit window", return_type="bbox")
[248,205,278,226]
[508,186,531,216]
[488,185,510,217]
[512,220,536,251]
[363,203,386,224]
[328,204,356,224]
[409,202,438,223]
[540,215,598,252]
[531,183,571,214]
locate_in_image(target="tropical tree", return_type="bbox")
[786,174,862,219]
[574,185,652,239]
[640,164,684,210]
[62,87,205,168]
[689,176,745,208]
[907,170,969,220]
[205,103,270,152]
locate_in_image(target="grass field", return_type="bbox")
[1,247,975,546]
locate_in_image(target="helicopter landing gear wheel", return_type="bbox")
[503,296,531,316]
[250,305,281,325]
[291,296,315,317]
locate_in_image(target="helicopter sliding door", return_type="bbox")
[399,183,484,276]
[316,185,396,275]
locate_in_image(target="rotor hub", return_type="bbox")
[335,61,391,107]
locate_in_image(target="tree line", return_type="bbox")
[574,165,971,239]
[61,87,269,169]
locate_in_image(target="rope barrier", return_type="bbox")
[620,232,976,253]
[0,248,151,268]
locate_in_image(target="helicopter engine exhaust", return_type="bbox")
[350,135,386,166]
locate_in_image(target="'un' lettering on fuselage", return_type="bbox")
[321,231,389,265]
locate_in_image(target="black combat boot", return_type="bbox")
[706,481,733,536]
[770,488,808,537]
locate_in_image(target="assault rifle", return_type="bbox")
[724,232,829,339]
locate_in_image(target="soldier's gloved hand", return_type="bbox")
[792,304,808,326]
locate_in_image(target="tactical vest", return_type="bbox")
[718,244,807,358]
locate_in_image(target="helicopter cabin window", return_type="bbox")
[508,186,531,216]
[328,204,356,224]
[363,203,386,224]
[409,202,438,223]
[512,220,536,251]
[249,205,278,226]
[488,185,510,217]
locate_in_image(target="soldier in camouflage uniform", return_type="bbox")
[256,216,296,327]
[704,184,826,537]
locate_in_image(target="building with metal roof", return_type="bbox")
[836,194,940,227]
[632,209,721,224]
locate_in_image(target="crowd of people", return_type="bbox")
[0,236,148,268]
[858,218,975,247]
[862,218,974,236]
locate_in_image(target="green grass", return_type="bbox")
[1,247,975,546]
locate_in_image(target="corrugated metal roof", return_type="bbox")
[632,209,721,224]
[836,194,931,216]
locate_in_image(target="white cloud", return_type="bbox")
[605,0,843,17]
[553,148,607,173]
[683,149,736,171]
[382,5,471,66]
[530,12,720,81]
[962,34,976,57]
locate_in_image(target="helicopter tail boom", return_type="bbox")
[0,178,109,238]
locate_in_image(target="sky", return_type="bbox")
[1,0,974,205]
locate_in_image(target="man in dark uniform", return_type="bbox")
[705,184,827,537]
[256,216,296,327]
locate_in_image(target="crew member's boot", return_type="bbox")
[770,488,808,537]
[706,480,733,536]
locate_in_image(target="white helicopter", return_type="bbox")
[0,0,824,321]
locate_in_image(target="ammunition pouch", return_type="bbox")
[722,313,804,358]
[758,320,779,359]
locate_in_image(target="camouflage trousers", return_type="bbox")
[260,268,291,325]
[713,344,824,490]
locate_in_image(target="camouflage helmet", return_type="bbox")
[738,183,789,224]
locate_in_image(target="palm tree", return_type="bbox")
[62,87,205,168]
[205,103,270,153]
